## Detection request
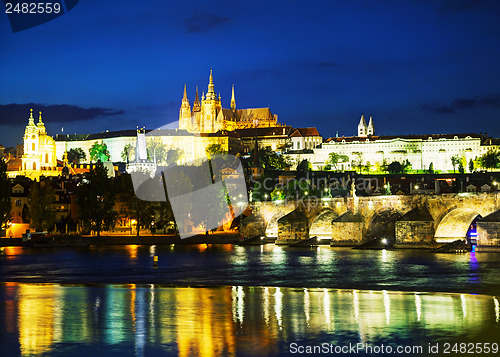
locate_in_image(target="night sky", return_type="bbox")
[1,0,500,148]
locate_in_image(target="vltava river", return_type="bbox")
[1,245,499,356]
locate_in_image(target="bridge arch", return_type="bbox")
[366,208,402,241]
[434,207,482,243]
[264,207,295,238]
[309,208,339,240]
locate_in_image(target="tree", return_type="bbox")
[352,152,363,173]
[147,138,167,164]
[121,144,135,163]
[451,155,460,173]
[458,160,465,174]
[89,142,110,162]
[205,143,225,157]
[259,147,290,170]
[0,158,11,232]
[469,159,474,173]
[166,149,184,165]
[28,181,55,232]
[76,162,117,236]
[328,152,340,171]
[387,161,404,174]
[296,159,312,172]
[478,150,500,171]
[428,162,434,174]
[67,148,86,165]
[119,175,155,237]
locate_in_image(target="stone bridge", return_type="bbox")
[240,193,500,247]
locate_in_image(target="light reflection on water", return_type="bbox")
[0,283,499,357]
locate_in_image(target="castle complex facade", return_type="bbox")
[288,115,500,173]
[179,70,281,133]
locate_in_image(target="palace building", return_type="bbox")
[179,70,282,133]
[289,115,500,173]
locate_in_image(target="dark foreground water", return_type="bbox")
[1,245,500,356]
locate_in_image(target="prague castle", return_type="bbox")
[179,70,281,133]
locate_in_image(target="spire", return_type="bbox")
[367,115,374,136]
[193,86,201,112]
[230,84,236,111]
[358,114,367,126]
[38,111,43,124]
[182,84,188,101]
[207,69,216,100]
[358,114,367,138]
[28,108,35,126]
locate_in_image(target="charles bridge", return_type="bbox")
[240,192,500,248]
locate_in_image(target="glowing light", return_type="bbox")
[415,293,422,321]
[304,288,310,324]
[382,238,388,245]
[274,287,283,330]
[323,288,331,329]
[263,287,270,326]
[461,294,467,318]
[414,185,419,190]
[383,290,390,324]
[353,290,359,323]
[494,297,499,323]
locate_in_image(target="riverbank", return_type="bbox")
[0,232,242,247]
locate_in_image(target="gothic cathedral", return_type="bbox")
[179,70,282,133]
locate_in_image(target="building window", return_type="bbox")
[45,153,49,163]
[15,199,21,207]
[32,143,35,151]
[297,142,301,149]
[33,162,36,170]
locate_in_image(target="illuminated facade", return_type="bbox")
[290,116,500,172]
[179,70,281,133]
[16,109,59,180]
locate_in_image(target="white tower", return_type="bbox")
[358,114,367,137]
[367,115,374,136]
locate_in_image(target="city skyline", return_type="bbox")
[1,0,500,148]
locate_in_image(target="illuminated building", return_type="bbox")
[179,70,282,133]
[16,109,58,180]
[289,116,500,172]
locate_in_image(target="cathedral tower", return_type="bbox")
[179,84,192,131]
[358,114,367,137]
[230,84,236,112]
[200,70,222,133]
[22,109,57,179]
[367,115,374,136]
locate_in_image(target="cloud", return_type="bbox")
[422,94,500,114]
[184,11,229,33]
[0,103,125,125]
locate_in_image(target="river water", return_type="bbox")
[1,245,499,356]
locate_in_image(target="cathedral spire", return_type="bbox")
[207,69,216,100]
[28,108,35,126]
[358,114,367,137]
[38,111,43,124]
[182,84,188,101]
[231,84,236,111]
[367,115,374,136]
[193,86,201,112]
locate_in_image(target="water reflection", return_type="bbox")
[1,283,499,356]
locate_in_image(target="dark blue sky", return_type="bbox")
[1,0,500,147]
